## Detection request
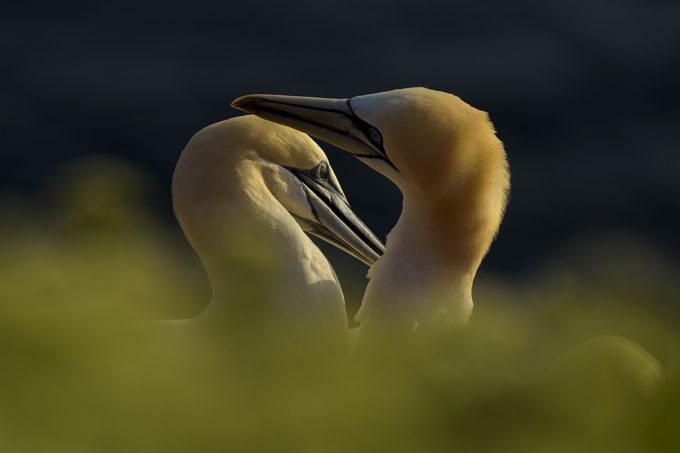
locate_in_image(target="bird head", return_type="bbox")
[172,115,384,267]
[232,89,509,267]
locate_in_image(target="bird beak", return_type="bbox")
[286,167,384,266]
[231,94,392,167]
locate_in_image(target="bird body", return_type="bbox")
[171,115,383,340]
[233,88,510,338]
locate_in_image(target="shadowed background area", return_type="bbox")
[1,0,679,310]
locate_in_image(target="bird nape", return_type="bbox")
[233,88,510,347]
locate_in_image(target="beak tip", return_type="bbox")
[230,95,258,112]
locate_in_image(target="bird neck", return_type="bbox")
[359,194,476,332]
[192,187,342,329]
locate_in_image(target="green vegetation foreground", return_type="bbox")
[0,159,678,452]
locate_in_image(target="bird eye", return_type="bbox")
[367,127,382,145]
[315,162,329,181]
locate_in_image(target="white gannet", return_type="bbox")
[232,88,510,340]
[171,115,384,341]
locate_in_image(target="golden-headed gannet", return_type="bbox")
[171,115,383,339]
[232,88,510,338]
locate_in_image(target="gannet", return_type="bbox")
[232,88,510,339]
[171,115,384,341]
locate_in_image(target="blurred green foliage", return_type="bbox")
[0,157,679,452]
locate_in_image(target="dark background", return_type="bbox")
[2,0,679,289]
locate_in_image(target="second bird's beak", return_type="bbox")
[232,94,391,166]
[286,166,384,267]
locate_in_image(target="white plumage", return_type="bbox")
[233,88,510,345]
[170,115,383,342]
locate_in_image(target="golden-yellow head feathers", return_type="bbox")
[172,116,332,258]
[352,88,508,204]
[352,88,510,266]
[175,115,325,182]
[230,88,509,271]
[171,115,382,270]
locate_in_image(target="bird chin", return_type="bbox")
[357,156,405,189]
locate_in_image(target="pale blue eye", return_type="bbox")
[368,127,382,145]
[316,162,329,181]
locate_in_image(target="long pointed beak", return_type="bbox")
[232,94,391,165]
[287,167,384,266]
